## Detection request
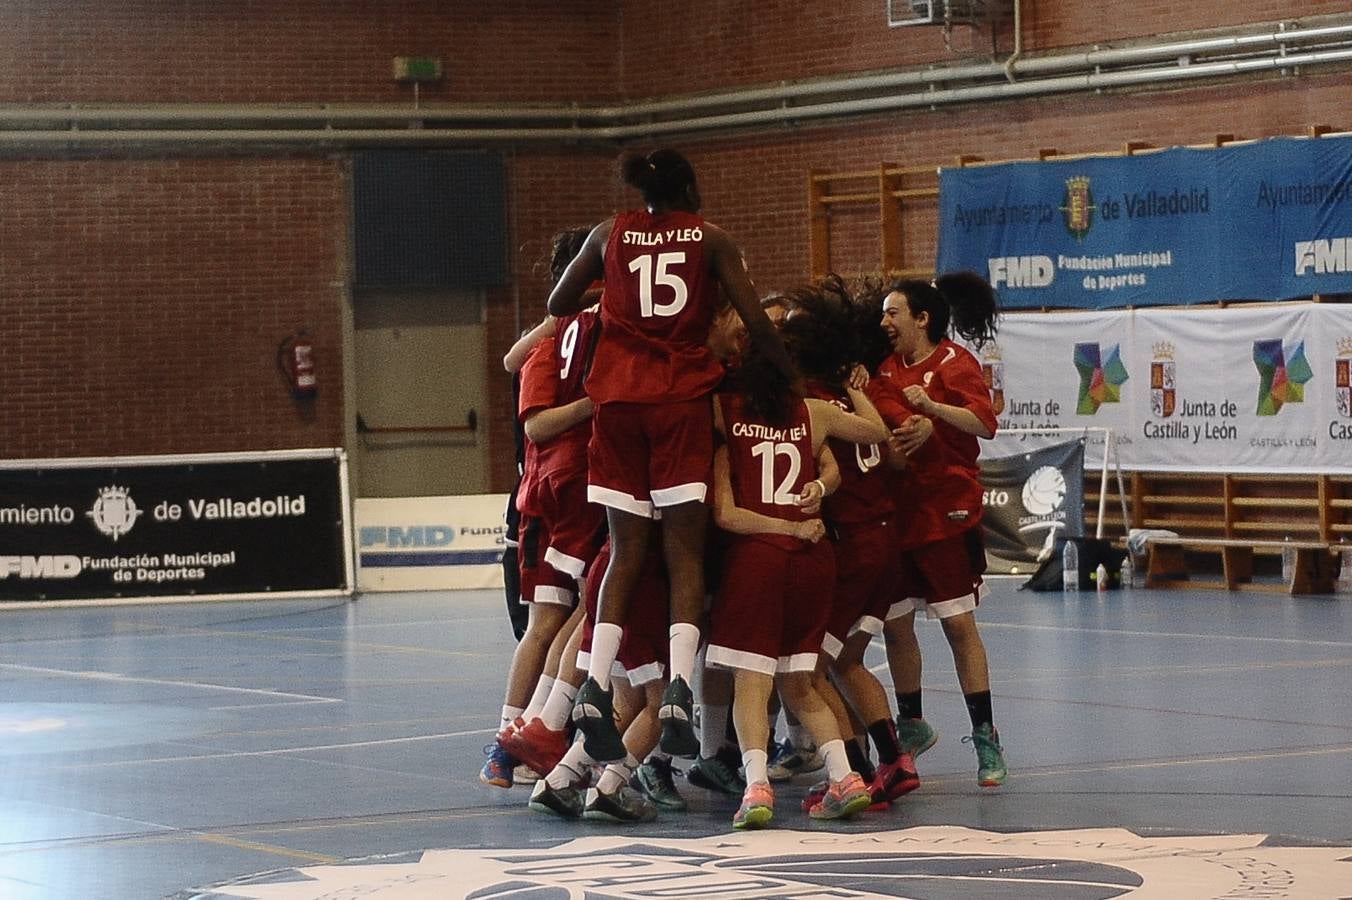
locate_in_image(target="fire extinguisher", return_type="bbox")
[277,329,318,400]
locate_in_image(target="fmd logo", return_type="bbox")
[0,555,82,579]
[360,525,456,548]
[203,827,1352,900]
[989,255,1054,289]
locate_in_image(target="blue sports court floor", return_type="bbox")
[1,580,1350,899]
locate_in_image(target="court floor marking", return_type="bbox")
[918,739,1352,786]
[875,676,1352,733]
[193,832,340,865]
[0,807,526,859]
[977,620,1352,648]
[0,662,340,703]
[10,727,497,771]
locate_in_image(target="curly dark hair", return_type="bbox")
[777,275,859,389]
[547,226,592,284]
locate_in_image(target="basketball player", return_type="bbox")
[871,272,1008,788]
[547,149,792,763]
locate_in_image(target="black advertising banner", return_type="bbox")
[979,439,1085,576]
[0,450,350,602]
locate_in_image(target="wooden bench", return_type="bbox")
[1144,537,1338,594]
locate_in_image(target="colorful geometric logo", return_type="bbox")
[1074,342,1129,415]
[1252,338,1313,416]
[1061,175,1094,240]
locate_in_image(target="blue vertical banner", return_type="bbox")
[937,135,1352,308]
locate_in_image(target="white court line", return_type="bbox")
[24,727,496,770]
[978,620,1352,648]
[208,700,341,711]
[0,662,341,704]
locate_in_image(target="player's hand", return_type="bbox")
[902,384,934,414]
[847,364,870,391]
[893,414,934,455]
[794,519,827,543]
[796,479,824,516]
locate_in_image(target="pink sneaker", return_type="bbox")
[808,772,871,820]
[733,781,775,830]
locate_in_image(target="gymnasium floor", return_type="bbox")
[1,581,1349,899]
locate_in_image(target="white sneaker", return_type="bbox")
[767,741,824,782]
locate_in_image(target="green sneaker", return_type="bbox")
[895,717,939,758]
[657,675,700,758]
[583,784,658,823]
[687,748,746,795]
[528,778,584,819]
[634,757,688,811]
[963,723,1007,787]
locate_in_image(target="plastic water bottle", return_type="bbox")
[1062,539,1079,592]
[1120,554,1134,590]
[1095,563,1109,593]
[1281,536,1294,583]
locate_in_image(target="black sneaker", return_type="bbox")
[633,756,688,811]
[687,745,747,795]
[528,779,585,819]
[571,676,627,762]
[582,784,658,823]
[657,675,700,758]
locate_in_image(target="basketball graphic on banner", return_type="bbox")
[1022,465,1067,517]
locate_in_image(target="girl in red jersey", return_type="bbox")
[707,333,889,829]
[777,281,921,808]
[870,272,1008,788]
[547,150,793,764]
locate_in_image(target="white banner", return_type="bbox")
[355,494,509,592]
[976,303,1352,472]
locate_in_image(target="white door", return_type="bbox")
[351,288,487,498]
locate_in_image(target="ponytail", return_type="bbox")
[891,271,999,348]
[620,149,699,210]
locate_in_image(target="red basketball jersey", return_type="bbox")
[537,308,601,473]
[717,393,817,551]
[515,338,558,518]
[805,381,894,526]
[586,210,722,404]
[872,338,998,548]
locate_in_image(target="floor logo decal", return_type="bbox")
[198,826,1351,899]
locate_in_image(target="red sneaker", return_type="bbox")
[505,717,570,776]
[871,753,920,803]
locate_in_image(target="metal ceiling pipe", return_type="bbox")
[1,28,1350,145]
[0,18,1348,132]
[593,45,1352,140]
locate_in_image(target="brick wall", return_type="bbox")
[3,2,1349,491]
[617,1,1352,96]
[0,0,619,103]
[0,156,347,458]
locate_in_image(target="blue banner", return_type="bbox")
[936,135,1352,309]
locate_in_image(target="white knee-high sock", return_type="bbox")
[587,623,623,690]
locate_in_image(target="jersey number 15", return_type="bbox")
[628,252,688,318]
